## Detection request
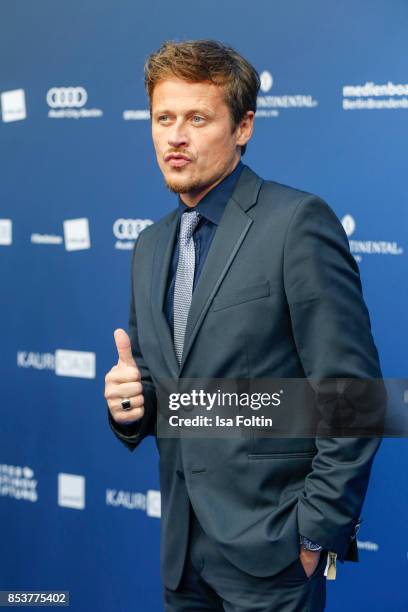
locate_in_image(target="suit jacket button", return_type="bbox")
[176,469,185,479]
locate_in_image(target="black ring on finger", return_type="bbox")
[121,398,132,410]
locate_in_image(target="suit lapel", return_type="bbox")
[180,166,263,373]
[151,165,263,379]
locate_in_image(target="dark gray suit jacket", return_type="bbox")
[108,165,383,590]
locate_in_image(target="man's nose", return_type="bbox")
[167,120,189,149]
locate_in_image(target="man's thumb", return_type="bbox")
[114,328,136,367]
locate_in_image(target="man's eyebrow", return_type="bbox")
[153,107,215,117]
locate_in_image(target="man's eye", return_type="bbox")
[192,116,204,123]
[158,115,170,122]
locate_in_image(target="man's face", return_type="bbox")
[151,78,253,205]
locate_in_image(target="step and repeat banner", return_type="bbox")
[0,1,407,610]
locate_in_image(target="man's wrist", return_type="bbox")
[108,408,142,435]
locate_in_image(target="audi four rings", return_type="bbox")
[113,218,153,240]
[46,87,88,108]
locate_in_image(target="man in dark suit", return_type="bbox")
[104,40,383,611]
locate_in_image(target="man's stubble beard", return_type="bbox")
[162,163,231,196]
[164,174,205,195]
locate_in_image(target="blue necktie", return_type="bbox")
[173,210,201,364]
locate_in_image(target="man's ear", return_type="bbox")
[235,111,255,147]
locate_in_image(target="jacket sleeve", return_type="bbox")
[108,232,157,452]
[283,194,385,560]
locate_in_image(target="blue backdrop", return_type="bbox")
[0,1,407,610]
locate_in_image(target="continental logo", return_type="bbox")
[256,70,318,119]
[341,214,404,262]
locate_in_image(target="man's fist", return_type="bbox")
[104,328,144,426]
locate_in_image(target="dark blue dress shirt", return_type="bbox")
[164,161,244,335]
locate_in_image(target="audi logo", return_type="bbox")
[113,219,154,240]
[47,87,88,108]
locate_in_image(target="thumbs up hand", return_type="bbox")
[104,328,145,426]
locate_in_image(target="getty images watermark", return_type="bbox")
[152,377,406,439]
[167,387,282,428]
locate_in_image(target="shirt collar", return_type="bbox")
[177,160,244,226]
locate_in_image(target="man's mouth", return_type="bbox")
[164,153,192,168]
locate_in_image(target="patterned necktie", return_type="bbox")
[173,209,201,365]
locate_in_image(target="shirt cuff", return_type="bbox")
[300,535,323,551]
